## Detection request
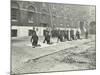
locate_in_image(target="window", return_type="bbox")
[28,6,35,23]
[40,23,48,27]
[28,12,34,23]
[11,2,19,21]
[11,8,19,21]
[11,29,17,37]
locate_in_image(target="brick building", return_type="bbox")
[11,0,96,37]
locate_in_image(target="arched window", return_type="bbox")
[28,6,35,23]
[11,2,19,21]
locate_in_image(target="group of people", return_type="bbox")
[56,29,82,43]
[30,27,88,48]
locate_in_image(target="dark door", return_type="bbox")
[11,29,17,37]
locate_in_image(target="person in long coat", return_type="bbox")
[43,29,51,44]
[31,31,38,47]
[85,30,88,39]
[67,30,70,41]
[64,30,68,40]
[76,30,80,39]
[57,30,64,42]
[70,29,75,40]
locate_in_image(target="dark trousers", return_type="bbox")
[47,40,50,44]
[58,36,63,42]
[64,35,70,41]
[43,35,50,44]
[32,40,38,46]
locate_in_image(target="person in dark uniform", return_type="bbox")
[64,30,69,41]
[76,30,80,39]
[70,29,74,40]
[66,30,70,41]
[57,30,63,42]
[70,29,72,40]
[62,30,65,41]
[85,30,88,39]
[43,30,51,44]
[31,31,38,48]
[64,30,67,40]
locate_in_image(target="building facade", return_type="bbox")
[11,0,96,37]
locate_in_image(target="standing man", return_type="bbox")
[31,27,39,48]
[43,28,51,44]
[57,30,63,42]
[67,30,70,41]
[76,30,80,39]
[64,30,68,40]
[85,29,88,39]
[70,29,74,40]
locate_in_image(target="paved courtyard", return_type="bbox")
[11,35,96,74]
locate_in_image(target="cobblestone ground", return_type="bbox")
[11,35,96,74]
